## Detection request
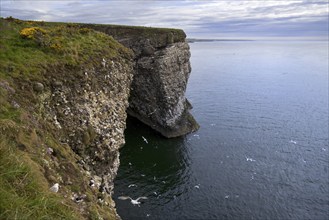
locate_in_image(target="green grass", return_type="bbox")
[36,20,187,43]
[0,138,81,220]
[0,86,82,219]
[0,17,132,82]
[81,22,186,42]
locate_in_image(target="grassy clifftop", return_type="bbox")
[0,17,131,81]
[0,17,133,220]
[82,23,186,45]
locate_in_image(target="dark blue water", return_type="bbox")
[114,41,329,220]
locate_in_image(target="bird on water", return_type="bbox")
[142,136,148,144]
[118,196,147,206]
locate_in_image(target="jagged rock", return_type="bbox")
[48,175,57,183]
[141,40,155,56]
[167,32,174,44]
[0,80,15,93]
[72,193,87,203]
[142,46,155,56]
[33,82,44,93]
[52,80,63,88]
[91,175,102,188]
[11,100,20,109]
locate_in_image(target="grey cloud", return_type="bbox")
[0,0,328,39]
[193,16,328,38]
[1,7,47,21]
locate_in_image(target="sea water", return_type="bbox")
[114,41,329,220]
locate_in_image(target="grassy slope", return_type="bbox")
[0,17,132,220]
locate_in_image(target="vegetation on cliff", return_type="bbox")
[82,23,186,47]
[0,17,132,219]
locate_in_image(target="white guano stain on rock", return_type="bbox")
[42,57,133,218]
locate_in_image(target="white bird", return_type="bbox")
[142,136,148,144]
[118,196,148,206]
[102,58,106,68]
[50,183,59,193]
[194,184,200,189]
[246,157,256,162]
[46,147,54,155]
[128,184,137,188]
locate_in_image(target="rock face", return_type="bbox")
[85,25,200,137]
[128,42,199,137]
[43,57,133,212]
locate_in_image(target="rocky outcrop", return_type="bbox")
[85,24,200,138]
[128,41,199,137]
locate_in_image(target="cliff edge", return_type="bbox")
[84,24,200,138]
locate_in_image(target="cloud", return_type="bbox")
[1,0,328,38]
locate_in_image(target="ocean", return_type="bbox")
[114,41,329,220]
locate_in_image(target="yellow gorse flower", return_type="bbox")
[20,27,47,39]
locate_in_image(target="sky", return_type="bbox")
[1,0,328,39]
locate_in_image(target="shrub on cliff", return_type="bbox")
[20,27,47,39]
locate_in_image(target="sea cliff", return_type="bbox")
[0,17,198,219]
[84,24,200,137]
